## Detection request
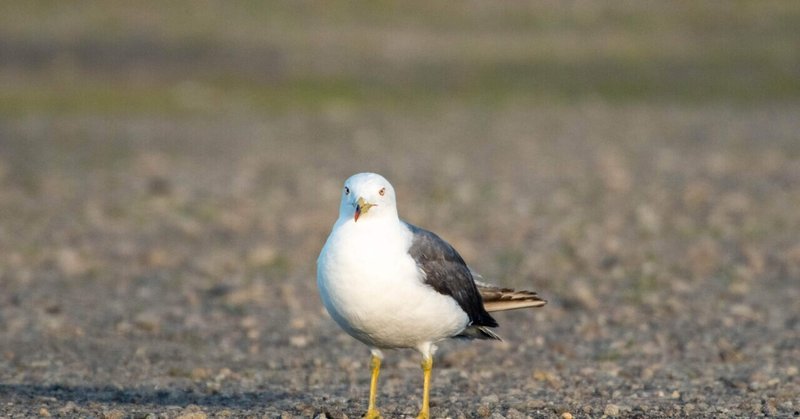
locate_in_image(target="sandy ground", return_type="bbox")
[1,104,799,418]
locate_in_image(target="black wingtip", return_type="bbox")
[456,325,503,341]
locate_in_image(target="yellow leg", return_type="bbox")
[364,353,382,419]
[417,355,433,419]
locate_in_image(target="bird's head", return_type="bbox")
[339,173,398,223]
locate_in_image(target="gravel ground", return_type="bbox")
[2,2,800,418]
[1,104,799,418]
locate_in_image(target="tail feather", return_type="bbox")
[477,282,547,312]
[455,278,546,341]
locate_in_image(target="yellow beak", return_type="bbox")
[354,197,376,222]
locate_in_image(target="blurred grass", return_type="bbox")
[0,1,799,116]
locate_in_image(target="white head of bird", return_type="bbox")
[338,172,398,224]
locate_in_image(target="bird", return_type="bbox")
[317,172,546,419]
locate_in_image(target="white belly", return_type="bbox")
[317,221,469,349]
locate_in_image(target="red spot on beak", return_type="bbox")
[354,205,361,222]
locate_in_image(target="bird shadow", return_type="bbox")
[0,382,292,408]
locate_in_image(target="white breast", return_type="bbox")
[317,219,469,349]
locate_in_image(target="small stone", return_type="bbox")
[505,408,524,419]
[670,390,680,399]
[56,248,90,276]
[145,248,171,267]
[191,367,209,380]
[526,399,546,409]
[240,316,258,330]
[39,408,51,417]
[247,244,278,266]
[102,410,125,419]
[289,335,309,348]
[176,413,207,419]
[571,281,599,310]
[763,400,778,416]
[481,394,500,405]
[604,403,620,417]
[532,369,562,388]
[561,413,574,419]
[636,204,661,233]
[476,404,491,417]
[58,401,78,415]
[215,367,233,381]
[133,312,161,332]
[749,401,762,414]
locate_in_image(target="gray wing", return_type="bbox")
[404,222,498,328]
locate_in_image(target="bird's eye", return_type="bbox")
[379,187,385,196]
[344,186,350,195]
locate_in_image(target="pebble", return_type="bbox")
[56,248,90,276]
[561,413,574,419]
[526,399,546,409]
[289,335,310,348]
[505,408,525,419]
[57,401,78,415]
[176,406,207,419]
[38,407,51,417]
[746,401,761,414]
[604,403,620,417]
[683,403,695,414]
[476,404,491,417]
[481,394,500,405]
[190,367,210,380]
[748,380,762,391]
[133,312,161,332]
[102,410,125,419]
[763,401,778,416]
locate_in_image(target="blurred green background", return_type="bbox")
[1,1,799,116]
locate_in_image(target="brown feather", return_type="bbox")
[477,283,547,312]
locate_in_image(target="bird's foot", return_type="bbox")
[363,408,382,419]
[416,409,429,419]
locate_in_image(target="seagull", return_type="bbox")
[317,173,546,419]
